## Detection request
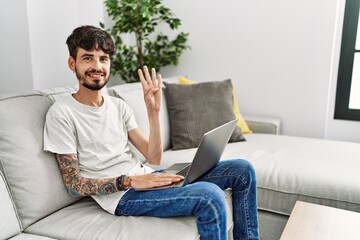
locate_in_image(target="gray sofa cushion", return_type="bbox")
[25,191,233,240]
[37,85,108,103]
[25,197,198,240]
[37,86,77,102]
[163,80,245,150]
[0,170,21,239]
[224,134,360,215]
[0,92,80,228]
[156,133,360,217]
[9,233,56,240]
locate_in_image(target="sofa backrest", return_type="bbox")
[0,170,21,239]
[0,79,175,230]
[108,76,179,153]
[0,91,80,229]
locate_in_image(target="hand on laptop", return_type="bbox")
[130,173,184,190]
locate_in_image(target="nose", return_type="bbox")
[92,59,102,69]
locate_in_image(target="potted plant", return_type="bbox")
[101,0,190,83]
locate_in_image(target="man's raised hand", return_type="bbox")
[138,66,162,114]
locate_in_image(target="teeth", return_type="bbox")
[87,73,104,77]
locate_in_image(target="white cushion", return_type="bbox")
[223,134,360,215]
[26,192,232,240]
[37,85,108,103]
[9,233,56,240]
[37,86,77,102]
[157,133,360,216]
[26,198,198,240]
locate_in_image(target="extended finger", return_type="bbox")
[143,66,153,87]
[151,68,157,87]
[157,73,162,91]
[138,68,148,91]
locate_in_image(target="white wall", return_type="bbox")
[0,0,104,93]
[26,0,105,89]
[1,0,359,142]
[158,0,360,142]
[0,0,33,92]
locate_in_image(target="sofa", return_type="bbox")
[1,76,360,240]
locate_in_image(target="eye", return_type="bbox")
[83,57,92,61]
[100,56,109,62]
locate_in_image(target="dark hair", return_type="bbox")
[66,25,115,59]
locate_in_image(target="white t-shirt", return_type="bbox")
[43,95,154,214]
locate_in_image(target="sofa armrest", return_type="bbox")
[243,115,281,135]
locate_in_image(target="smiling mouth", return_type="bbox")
[86,72,105,78]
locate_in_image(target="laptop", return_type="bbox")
[136,119,238,191]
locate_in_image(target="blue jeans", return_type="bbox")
[115,159,259,240]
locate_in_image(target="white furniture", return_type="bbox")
[1,77,360,240]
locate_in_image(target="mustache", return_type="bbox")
[85,68,106,75]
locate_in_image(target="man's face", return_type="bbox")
[69,48,111,91]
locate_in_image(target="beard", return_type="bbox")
[75,67,110,91]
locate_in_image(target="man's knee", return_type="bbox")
[242,160,256,182]
[191,182,227,206]
[224,159,257,190]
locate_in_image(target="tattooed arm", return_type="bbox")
[56,154,184,194]
[55,153,128,197]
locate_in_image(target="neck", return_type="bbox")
[73,88,104,107]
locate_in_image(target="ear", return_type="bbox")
[68,56,76,72]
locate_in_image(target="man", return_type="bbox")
[44,25,259,240]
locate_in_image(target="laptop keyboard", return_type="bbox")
[176,165,191,177]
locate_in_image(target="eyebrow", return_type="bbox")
[79,53,109,58]
[80,53,94,58]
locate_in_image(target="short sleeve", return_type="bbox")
[43,107,77,154]
[120,99,138,132]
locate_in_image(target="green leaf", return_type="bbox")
[102,0,190,83]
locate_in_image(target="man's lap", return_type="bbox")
[115,159,250,217]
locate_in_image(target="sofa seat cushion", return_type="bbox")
[156,134,360,216]
[26,194,232,240]
[225,134,360,215]
[9,233,56,240]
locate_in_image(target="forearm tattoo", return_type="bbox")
[55,154,119,197]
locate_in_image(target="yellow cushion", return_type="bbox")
[179,77,252,134]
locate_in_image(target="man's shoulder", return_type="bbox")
[104,95,135,118]
[104,95,129,108]
[46,95,74,115]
